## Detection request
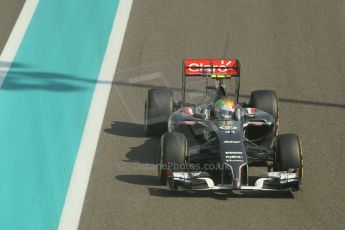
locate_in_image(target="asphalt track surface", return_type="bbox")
[0,0,25,54]
[1,0,344,229]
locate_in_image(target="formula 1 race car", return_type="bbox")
[144,59,303,191]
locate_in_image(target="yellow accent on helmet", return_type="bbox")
[222,98,234,107]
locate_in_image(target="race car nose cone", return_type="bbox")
[232,178,241,190]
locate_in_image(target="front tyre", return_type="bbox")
[274,134,303,191]
[158,132,187,184]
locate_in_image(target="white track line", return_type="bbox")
[58,0,133,229]
[0,0,39,87]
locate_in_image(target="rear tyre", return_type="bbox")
[250,90,278,119]
[274,134,303,191]
[158,132,187,184]
[144,88,174,137]
[249,90,279,146]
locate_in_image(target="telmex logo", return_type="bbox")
[184,59,239,75]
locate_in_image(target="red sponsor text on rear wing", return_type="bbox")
[184,59,240,77]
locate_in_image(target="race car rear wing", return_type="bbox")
[182,59,241,104]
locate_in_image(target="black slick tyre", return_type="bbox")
[250,90,278,119]
[144,88,174,137]
[274,134,303,191]
[158,132,187,184]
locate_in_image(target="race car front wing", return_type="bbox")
[167,170,300,191]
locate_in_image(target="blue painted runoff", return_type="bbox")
[0,0,120,229]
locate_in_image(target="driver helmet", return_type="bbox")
[214,97,235,119]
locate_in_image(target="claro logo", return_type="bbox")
[184,59,240,76]
[188,60,232,73]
